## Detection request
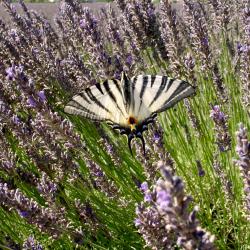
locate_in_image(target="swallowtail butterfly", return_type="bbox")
[64,72,195,154]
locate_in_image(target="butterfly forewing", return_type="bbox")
[131,75,195,116]
[64,98,101,121]
[64,79,128,125]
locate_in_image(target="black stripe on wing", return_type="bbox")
[139,75,149,99]
[131,76,137,113]
[165,80,190,102]
[149,76,169,107]
[150,75,156,87]
[138,75,149,114]
[64,100,100,119]
[113,79,123,95]
[95,82,104,95]
[123,73,131,110]
[78,91,92,104]
[158,82,195,112]
[85,87,111,113]
[103,80,126,117]
[165,78,175,92]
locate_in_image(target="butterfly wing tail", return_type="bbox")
[136,133,146,156]
[128,134,134,156]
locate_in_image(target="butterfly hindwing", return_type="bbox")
[64,79,128,125]
[131,75,195,116]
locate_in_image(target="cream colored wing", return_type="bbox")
[130,75,195,118]
[64,79,128,126]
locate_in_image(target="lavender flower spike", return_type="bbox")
[210,105,231,152]
[234,123,250,221]
[135,161,216,250]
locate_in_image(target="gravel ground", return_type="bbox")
[0,2,183,25]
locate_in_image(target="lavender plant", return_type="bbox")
[235,124,250,221]
[135,161,216,250]
[0,0,249,249]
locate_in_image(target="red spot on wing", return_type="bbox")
[128,116,138,125]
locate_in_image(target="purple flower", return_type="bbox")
[244,7,250,16]
[23,236,43,250]
[237,42,250,53]
[113,31,121,42]
[100,52,111,65]
[198,168,205,177]
[237,42,242,51]
[210,105,231,151]
[184,53,195,70]
[114,55,121,68]
[37,90,46,102]
[210,105,225,122]
[134,218,141,227]
[12,115,21,125]
[27,96,37,108]
[0,101,7,113]
[9,28,20,42]
[156,190,171,210]
[94,170,104,177]
[144,192,152,202]
[153,132,161,142]
[79,19,87,29]
[3,161,12,170]
[135,161,216,249]
[16,65,24,74]
[130,42,137,50]
[140,182,148,192]
[147,8,154,18]
[28,79,34,88]
[126,54,133,66]
[201,37,209,47]
[6,65,25,81]
[6,66,15,80]
[135,206,140,215]
[235,123,250,219]
[90,17,98,29]
[31,47,39,57]
[19,210,29,217]
[114,71,121,79]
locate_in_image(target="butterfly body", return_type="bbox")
[64,72,195,154]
